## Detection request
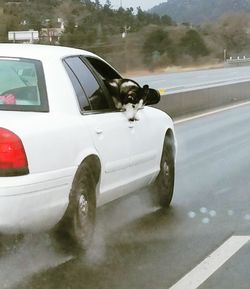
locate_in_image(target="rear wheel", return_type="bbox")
[54,161,97,253]
[152,136,175,208]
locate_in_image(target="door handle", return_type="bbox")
[95,128,103,135]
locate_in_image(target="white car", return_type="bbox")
[0,44,176,250]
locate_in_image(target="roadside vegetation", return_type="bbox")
[1,0,250,72]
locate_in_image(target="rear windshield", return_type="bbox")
[0,58,48,112]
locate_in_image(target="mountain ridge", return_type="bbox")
[149,0,250,24]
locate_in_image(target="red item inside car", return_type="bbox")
[0,94,16,105]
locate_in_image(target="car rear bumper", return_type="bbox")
[0,168,75,234]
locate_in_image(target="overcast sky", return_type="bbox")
[99,0,165,11]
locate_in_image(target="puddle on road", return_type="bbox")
[0,234,72,289]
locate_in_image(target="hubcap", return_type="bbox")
[79,194,88,217]
[163,161,170,177]
[73,192,91,244]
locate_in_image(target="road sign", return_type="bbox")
[8,31,39,42]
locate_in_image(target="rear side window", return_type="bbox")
[0,58,48,112]
[85,57,121,79]
[64,57,111,111]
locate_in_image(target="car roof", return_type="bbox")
[0,44,97,61]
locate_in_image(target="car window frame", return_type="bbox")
[63,61,92,111]
[63,55,118,115]
[0,57,49,112]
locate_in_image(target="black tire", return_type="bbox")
[153,136,175,208]
[54,161,97,253]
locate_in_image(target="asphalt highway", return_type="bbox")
[134,66,250,93]
[2,99,250,289]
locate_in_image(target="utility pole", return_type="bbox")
[122,25,131,73]
[223,49,227,62]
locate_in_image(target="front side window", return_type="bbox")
[0,58,48,112]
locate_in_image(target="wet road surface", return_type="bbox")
[2,102,250,289]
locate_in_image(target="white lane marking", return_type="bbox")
[174,101,250,124]
[169,236,250,289]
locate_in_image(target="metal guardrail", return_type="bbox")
[155,81,250,118]
[225,57,250,67]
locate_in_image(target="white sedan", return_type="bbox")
[0,44,176,250]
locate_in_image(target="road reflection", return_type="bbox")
[0,233,72,289]
[0,189,181,289]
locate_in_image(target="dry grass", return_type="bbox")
[125,62,224,77]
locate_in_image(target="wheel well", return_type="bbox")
[165,129,176,156]
[79,155,101,185]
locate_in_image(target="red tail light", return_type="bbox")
[0,128,29,176]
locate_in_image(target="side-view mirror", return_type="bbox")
[145,88,161,105]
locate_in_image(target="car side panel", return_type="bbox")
[0,170,73,233]
[0,112,102,232]
[136,106,175,184]
[98,107,176,206]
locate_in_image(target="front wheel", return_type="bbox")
[152,136,175,208]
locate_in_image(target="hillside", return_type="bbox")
[1,0,250,72]
[150,0,250,24]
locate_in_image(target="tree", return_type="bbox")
[64,16,76,34]
[104,0,111,9]
[142,28,176,68]
[217,12,250,52]
[161,15,173,26]
[94,0,101,9]
[137,7,146,23]
[180,29,209,59]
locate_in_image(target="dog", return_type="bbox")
[105,78,149,121]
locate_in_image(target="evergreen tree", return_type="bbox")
[180,29,209,59]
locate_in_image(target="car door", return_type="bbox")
[63,56,133,204]
[85,56,159,188]
[128,107,159,186]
